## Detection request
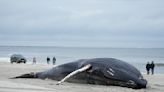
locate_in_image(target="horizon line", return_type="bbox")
[0,45,164,49]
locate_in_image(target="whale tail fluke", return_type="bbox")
[10,72,37,79]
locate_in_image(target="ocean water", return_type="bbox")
[0,46,164,74]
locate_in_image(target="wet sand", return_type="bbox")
[0,61,164,92]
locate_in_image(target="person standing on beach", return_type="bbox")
[150,61,155,75]
[146,62,150,75]
[33,57,36,64]
[52,56,56,65]
[47,57,50,64]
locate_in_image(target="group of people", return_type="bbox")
[32,56,56,65]
[146,61,155,75]
[47,56,56,65]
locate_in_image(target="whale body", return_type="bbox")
[13,58,147,89]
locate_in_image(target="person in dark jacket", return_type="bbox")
[47,57,50,64]
[146,62,151,75]
[150,61,155,75]
[52,56,56,65]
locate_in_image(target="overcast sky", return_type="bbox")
[0,0,164,48]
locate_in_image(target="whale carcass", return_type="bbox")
[12,58,147,89]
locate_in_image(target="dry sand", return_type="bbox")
[0,61,164,92]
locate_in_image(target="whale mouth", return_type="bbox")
[137,79,147,89]
[10,72,37,79]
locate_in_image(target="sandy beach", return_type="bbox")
[0,61,164,92]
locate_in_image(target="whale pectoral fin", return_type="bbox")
[56,64,92,85]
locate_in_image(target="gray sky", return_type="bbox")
[0,0,164,48]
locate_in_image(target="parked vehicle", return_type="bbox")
[10,54,27,64]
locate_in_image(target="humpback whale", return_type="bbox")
[12,58,147,89]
